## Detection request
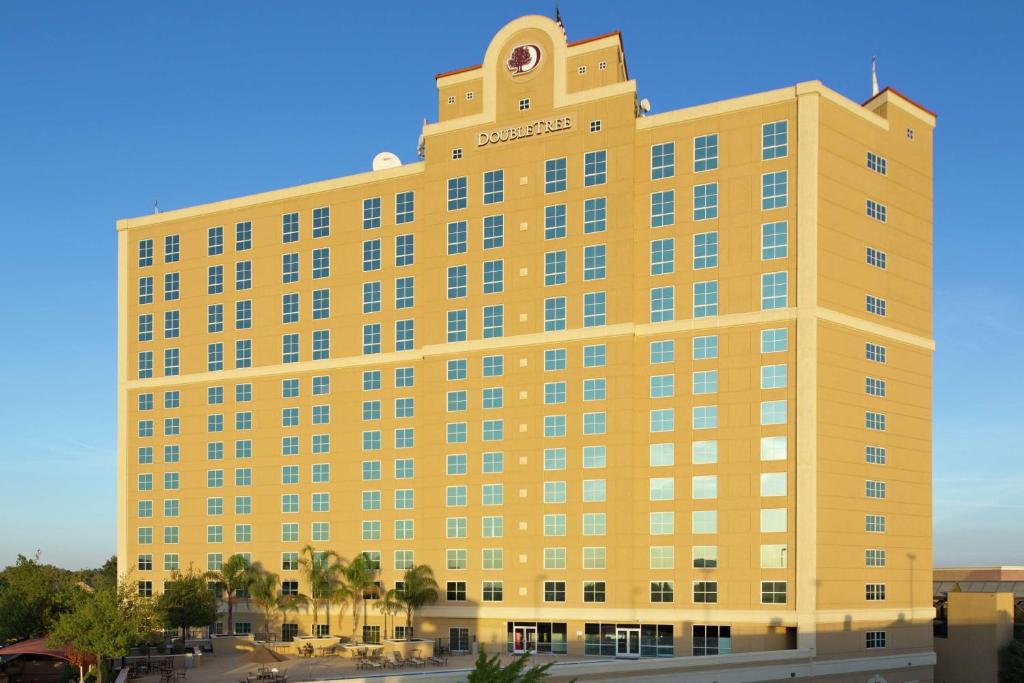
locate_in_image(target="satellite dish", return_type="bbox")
[372,152,402,171]
[640,98,651,113]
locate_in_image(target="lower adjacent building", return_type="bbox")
[116,13,936,681]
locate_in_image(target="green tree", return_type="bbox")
[395,564,438,641]
[48,580,158,683]
[298,546,338,634]
[156,568,217,639]
[204,554,255,635]
[467,647,558,683]
[0,553,78,644]
[344,554,378,641]
[999,639,1024,683]
[276,593,309,639]
[248,565,280,640]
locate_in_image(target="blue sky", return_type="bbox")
[0,1,1021,570]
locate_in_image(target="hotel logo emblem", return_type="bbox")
[507,44,540,76]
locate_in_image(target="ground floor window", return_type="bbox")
[314,623,330,637]
[235,622,252,635]
[450,627,470,654]
[281,623,298,642]
[584,623,674,657]
[506,622,568,654]
[363,625,381,644]
[692,625,731,656]
[394,625,413,640]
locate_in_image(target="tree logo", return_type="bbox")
[507,44,540,76]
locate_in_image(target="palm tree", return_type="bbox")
[396,565,438,641]
[373,587,402,642]
[249,565,280,641]
[344,554,379,642]
[298,545,340,635]
[276,593,309,639]
[204,554,255,635]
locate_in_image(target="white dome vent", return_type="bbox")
[372,152,402,171]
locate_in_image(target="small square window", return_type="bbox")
[452,148,463,160]
[466,91,474,101]
[589,120,602,133]
[577,65,587,75]
[447,95,455,104]
[519,98,530,111]
[906,127,915,140]
[598,61,607,70]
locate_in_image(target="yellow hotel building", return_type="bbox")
[116,14,936,681]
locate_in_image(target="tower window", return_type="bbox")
[598,61,607,70]
[519,98,531,111]
[452,148,463,160]
[578,65,587,75]
[447,95,455,105]
[590,120,602,133]
[466,91,474,101]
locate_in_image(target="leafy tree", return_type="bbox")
[48,580,158,683]
[999,639,1024,683]
[298,546,339,634]
[0,553,78,644]
[344,554,378,641]
[276,593,309,639]
[204,554,255,635]
[467,647,559,683]
[395,565,438,640]
[156,568,217,639]
[248,565,280,640]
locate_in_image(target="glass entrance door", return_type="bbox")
[616,627,640,658]
[513,625,537,654]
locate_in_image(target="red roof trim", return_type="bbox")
[435,30,625,80]
[862,86,937,119]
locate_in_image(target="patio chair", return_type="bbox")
[428,655,448,667]
[389,652,406,668]
[407,652,428,668]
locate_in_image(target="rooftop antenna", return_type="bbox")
[554,2,566,40]
[153,199,160,214]
[871,55,879,97]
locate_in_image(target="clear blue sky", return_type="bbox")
[0,1,1021,570]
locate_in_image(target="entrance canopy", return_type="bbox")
[0,639,73,662]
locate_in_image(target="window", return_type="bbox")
[760,472,787,497]
[589,119,601,132]
[544,251,566,286]
[164,272,179,301]
[583,292,606,327]
[762,221,788,259]
[362,281,381,313]
[866,377,886,397]
[312,247,330,278]
[138,314,153,342]
[282,293,299,324]
[693,134,718,172]
[649,409,674,433]
[446,549,467,570]
[762,120,788,159]
[544,547,566,569]
[582,479,606,502]
[866,342,887,363]
[282,334,299,363]
[545,158,567,193]
[583,547,606,569]
[866,445,886,465]
[583,344,606,368]
[867,151,887,175]
[282,252,298,283]
[650,190,674,227]
[693,281,718,317]
[583,378,606,401]
[866,480,887,499]
[867,199,887,222]
[363,324,381,354]
[584,245,606,280]
[395,191,414,224]
[447,310,467,342]
[518,98,530,111]
[762,328,788,353]
[395,319,413,350]
[544,348,566,370]
[650,286,674,323]
[866,631,887,649]
[650,546,674,569]
[544,581,566,602]
[693,183,718,220]
[235,221,252,251]
[312,207,330,238]
[866,583,886,601]
[651,238,674,275]
[234,340,251,369]
[482,581,503,602]
[584,197,606,233]
[693,232,718,269]
[584,150,606,186]
[761,581,787,604]
[482,451,504,473]
[447,176,467,211]
[451,146,462,158]
[583,581,606,603]
[866,548,887,567]
[447,359,467,380]
[313,288,330,318]
[544,297,566,331]
[688,582,718,606]
[483,260,503,294]
[483,169,504,204]
[208,265,224,294]
[544,415,565,438]
[761,508,787,533]
[208,226,223,255]
[761,272,788,309]
[163,235,179,263]
[138,277,153,305]
[360,197,381,229]
[393,234,414,266]
[650,340,675,364]
[866,247,887,269]
[235,300,251,329]
[866,514,886,533]
[483,355,504,376]
[208,342,224,371]
[762,171,788,209]
[544,204,566,239]
[483,214,504,249]
[544,448,566,470]
[866,294,887,317]
[866,411,887,431]
[447,221,467,254]
[651,142,674,179]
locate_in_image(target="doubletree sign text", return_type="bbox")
[476,116,573,147]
